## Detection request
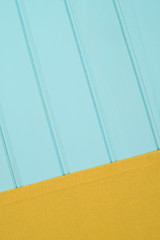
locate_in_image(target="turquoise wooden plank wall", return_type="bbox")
[0,0,160,193]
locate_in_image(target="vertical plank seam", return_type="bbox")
[15,0,70,175]
[64,0,118,163]
[113,0,160,149]
[0,108,22,188]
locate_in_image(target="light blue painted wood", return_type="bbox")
[21,0,111,173]
[118,0,160,146]
[0,0,62,188]
[69,0,157,159]
[0,0,159,193]
[0,128,16,192]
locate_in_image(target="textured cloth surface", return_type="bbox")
[0,151,160,240]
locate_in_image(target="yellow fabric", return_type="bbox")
[0,151,160,240]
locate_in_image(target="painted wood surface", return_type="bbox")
[0,0,159,192]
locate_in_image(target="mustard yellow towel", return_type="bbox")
[0,151,160,240]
